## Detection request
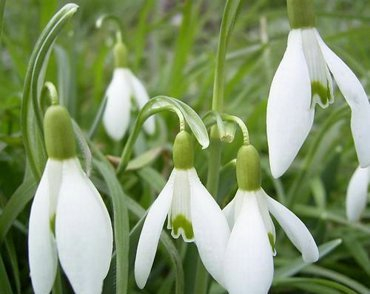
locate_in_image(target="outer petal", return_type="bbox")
[267,29,314,178]
[103,68,132,141]
[266,196,319,263]
[346,167,369,221]
[257,190,276,254]
[224,192,273,294]
[28,160,61,294]
[128,70,155,135]
[55,158,113,294]
[134,170,176,289]
[316,32,370,167]
[189,168,230,287]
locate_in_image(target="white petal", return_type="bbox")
[134,170,176,289]
[301,28,333,108]
[28,160,61,294]
[103,68,132,141]
[222,190,244,229]
[346,167,369,222]
[267,29,314,178]
[224,192,273,294]
[266,196,319,263]
[55,158,113,294]
[222,198,235,229]
[189,168,230,287]
[316,31,370,167]
[128,70,155,135]
[256,190,276,254]
[169,169,193,242]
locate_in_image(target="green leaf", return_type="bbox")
[21,3,79,179]
[94,159,130,294]
[126,147,165,171]
[274,277,358,294]
[4,235,20,294]
[275,239,342,279]
[0,254,12,294]
[0,168,37,244]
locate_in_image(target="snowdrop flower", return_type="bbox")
[134,131,230,289]
[223,144,319,294]
[103,41,155,141]
[267,0,370,178]
[28,105,113,294]
[346,166,369,221]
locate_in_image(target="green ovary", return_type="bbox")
[171,214,194,241]
[311,80,331,107]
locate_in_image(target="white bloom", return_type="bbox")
[103,68,155,141]
[267,28,370,178]
[346,166,369,221]
[223,188,319,294]
[28,158,113,294]
[134,167,230,289]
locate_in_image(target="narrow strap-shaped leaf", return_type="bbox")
[274,239,342,279]
[94,159,129,294]
[274,277,358,294]
[0,254,12,294]
[0,169,37,244]
[21,3,78,179]
[4,235,20,294]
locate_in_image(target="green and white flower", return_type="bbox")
[346,166,369,222]
[28,105,113,294]
[134,131,230,289]
[222,145,319,294]
[103,41,155,141]
[267,0,370,178]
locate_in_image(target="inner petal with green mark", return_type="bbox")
[167,169,194,242]
[301,28,333,108]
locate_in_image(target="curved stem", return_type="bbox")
[221,114,250,145]
[96,14,124,43]
[117,106,185,175]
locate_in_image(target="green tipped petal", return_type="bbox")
[114,41,127,68]
[236,145,261,191]
[311,80,332,107]
[287,0,315,29]
[44,105,76,160]
[173,131,194,170]
[171,214,194,241]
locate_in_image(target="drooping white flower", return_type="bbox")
[222,145,319,294]
[103,68,155,140]
[346,166,369,221]
[134,131,230,289]
[28,105,113,294]
[103,41,155,141]
[267,0,370,178]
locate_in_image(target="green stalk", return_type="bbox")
[195,1,242,293]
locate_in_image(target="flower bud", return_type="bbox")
[287,0,315,29]
[44,105,76,160]
[173,131,194,170]
[236,145,261,191]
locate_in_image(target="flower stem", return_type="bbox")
[195,0,242,293]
